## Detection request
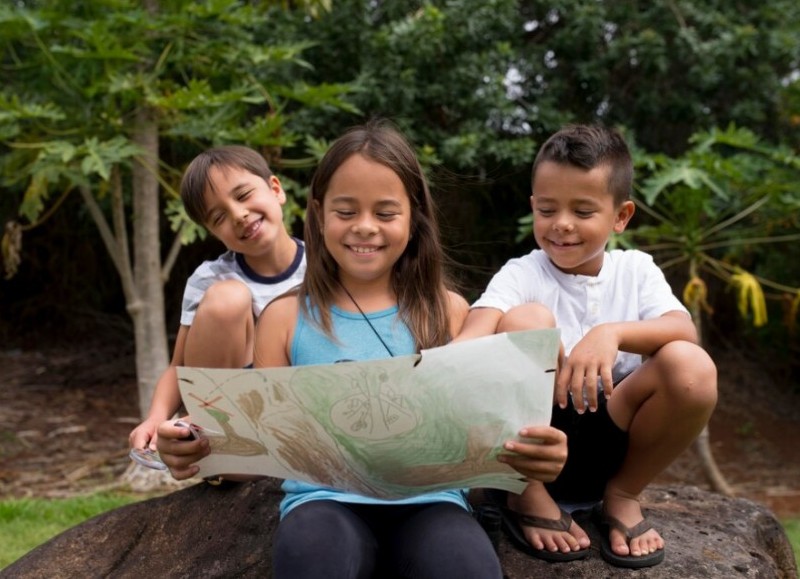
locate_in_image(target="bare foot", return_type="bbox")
[507,481,590,554]
[602,489,664,557]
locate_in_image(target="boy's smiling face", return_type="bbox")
[530,160,634,276]
[202,165,289,273]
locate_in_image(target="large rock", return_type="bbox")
[3,480,796,578]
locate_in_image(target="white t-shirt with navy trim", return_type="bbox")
[180,238,305,326]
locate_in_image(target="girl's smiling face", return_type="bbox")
[531,160,634,276]
[320,153,411,291]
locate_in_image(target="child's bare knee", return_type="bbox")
[498,303,555,332]
[657,340,718,407]
[197,280,253,324]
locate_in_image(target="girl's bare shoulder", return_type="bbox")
[255,292,300,363]
[260,292,300,326]
[445,289,470,336]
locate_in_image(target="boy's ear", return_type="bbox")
[269,175,287,203]
[613,200,635,233]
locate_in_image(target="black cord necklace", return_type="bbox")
[338,282,395,358]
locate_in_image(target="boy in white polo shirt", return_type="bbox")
[459,124,717,568]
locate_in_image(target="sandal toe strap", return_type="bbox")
[516,509,573,532]
[605,513,653,540]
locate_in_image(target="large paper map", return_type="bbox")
[177,328,559,499]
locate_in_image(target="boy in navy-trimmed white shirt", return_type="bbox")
[459,125,717,569]
[129,146,305,456]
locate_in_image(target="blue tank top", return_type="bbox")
[279,303,469,517]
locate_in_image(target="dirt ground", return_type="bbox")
[1,341,799,519]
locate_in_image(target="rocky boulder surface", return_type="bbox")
[2,479,796,578]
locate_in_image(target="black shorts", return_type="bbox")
[545,398,629,504]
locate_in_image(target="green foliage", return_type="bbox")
[0,0,355,236]
[268,0,800,293]
[0,493,143,569]
[514,1,800,153]
[623,125,800,332]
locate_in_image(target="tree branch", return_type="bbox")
[161,226,184,284]
[110,165,137,305]
[77,184,125,280]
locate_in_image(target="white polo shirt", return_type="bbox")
[472,249,687,381]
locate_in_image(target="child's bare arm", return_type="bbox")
[556,311,696,412]
[129,325,190,450]
[452,307,503,342]
[612,310,697,354]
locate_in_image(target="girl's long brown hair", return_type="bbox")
[300,120,453,351]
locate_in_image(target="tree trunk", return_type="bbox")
[693,426,733,496]
[130,106,169,419]
[687,265,734,496]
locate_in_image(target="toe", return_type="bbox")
[610,528,631,557]
[627,528,663,557]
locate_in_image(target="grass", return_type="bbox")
[0,492,144,569]
[1,494,798,571]
[783,518,800,570]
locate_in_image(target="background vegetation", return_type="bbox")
[1,0,799,569]
[1,0,799,481]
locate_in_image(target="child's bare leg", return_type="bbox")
[605,340,717,557]
[184,280,254,367]
[497,304,588,552]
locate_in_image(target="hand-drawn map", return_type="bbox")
[177,329,559,499]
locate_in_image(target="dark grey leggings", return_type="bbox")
[273,500,503,579]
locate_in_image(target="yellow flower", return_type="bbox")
[682,276,713,315]
[729,269,768,327]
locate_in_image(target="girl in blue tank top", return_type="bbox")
[242,121,566,578]
[154,121,568,577]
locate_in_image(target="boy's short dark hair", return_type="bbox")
[532,124,633,206]
[180,146,274,225]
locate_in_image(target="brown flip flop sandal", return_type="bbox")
[591,502,665,568]
[485,488,589,562]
